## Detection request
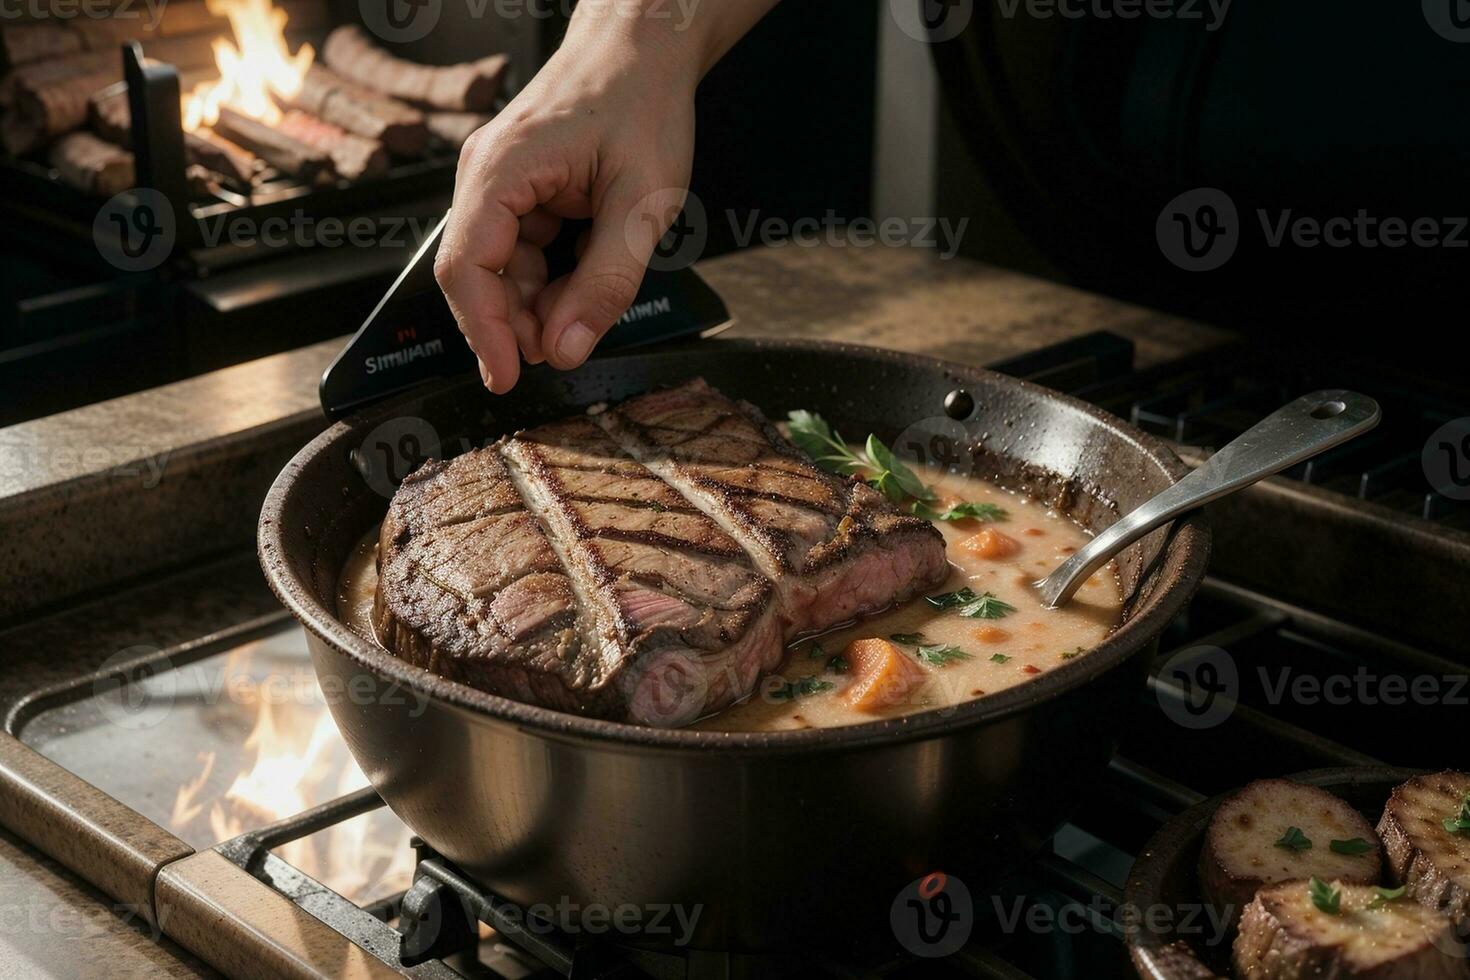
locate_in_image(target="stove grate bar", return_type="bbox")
[953,945,1044,979]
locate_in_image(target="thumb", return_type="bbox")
[542,184,687,369]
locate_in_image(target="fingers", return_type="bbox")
[435,191,526,393]
[541,183,681,370]
[504,241,548,365]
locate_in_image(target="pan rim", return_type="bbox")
[259,337,1211,753]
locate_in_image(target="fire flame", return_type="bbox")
[182,0,314,132]
[169,651,415,903]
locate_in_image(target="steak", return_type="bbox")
[374,380,948,726]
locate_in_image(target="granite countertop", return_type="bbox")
[0,244,1232,978]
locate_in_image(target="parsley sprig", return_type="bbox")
[915,644,972,667]
[912,501,1008,523]
[1275,827,1313,852]
[768,676,834,702]
[786,412,934,504]
[1309,878,1341,915]
[1368,885,1406,910]
[925,588,1016,620]
[1444,792,1470,836]
[1329,837,1375,856]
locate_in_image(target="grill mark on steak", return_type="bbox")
[374,380,949,725]
[594,379,949,625]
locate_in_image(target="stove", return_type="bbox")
[0,321,1464,980]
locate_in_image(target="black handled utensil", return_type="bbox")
[319,212,733,418]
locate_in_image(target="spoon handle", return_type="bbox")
[1035,390,1381,608]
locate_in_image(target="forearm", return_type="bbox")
[560,0,781,87]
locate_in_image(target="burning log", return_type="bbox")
[425,111,493,150]
[0,50,117,108]
[2,62,118,155]
[276,109,388,181]
[0,23,84,70]
[321,25,507,112]
[285,65,428,157]
[48,131,134,196]
[89,88,260,187]
[212,105,334,186]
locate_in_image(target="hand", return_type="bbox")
[435,31,696,392]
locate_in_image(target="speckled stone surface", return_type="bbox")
[0,244,1231,978]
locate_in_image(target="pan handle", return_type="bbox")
[1034,390,1381,608]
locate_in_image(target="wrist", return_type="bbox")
[559,3,707,88]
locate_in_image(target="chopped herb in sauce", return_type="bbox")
[1368,885,1407,909]
[889,632,929,645]
[924,588,1017,620]
[1329,837,1375,856]
[914,644,971,667]
[807,641,828,660]
[825,654,849,674]
[1444,793,1470,835]
[785,411,935,504]
[768,677,834,702]
[1309,878,1341,915]
[913,501,1009,523]
[989,653,1013,665]
[1060,647,1085,660]
[1275,827,1313,852]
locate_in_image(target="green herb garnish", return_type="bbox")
[914,644,972,667]
[807,641,827,660]
[785,411,935,504]
[924,588,1016,620]
[1368,885,1407,910]
[1443,792,1470,836]
[913,501,1009,523]
[825,654,849,674]
[1309,878,1341,915]
[1060,647,1085,660]
[768,676,834,702]
[889,632,929,645]
[1329,838,1375,856]
[989,653,1013,665]
[1275,827,1313,852]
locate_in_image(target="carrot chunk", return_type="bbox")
[842,638,928,713]
[972,626,1011,644]
[959,528,1021,559]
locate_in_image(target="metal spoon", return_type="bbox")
[1035,390,1381,608]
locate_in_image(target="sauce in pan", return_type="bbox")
[336,463,1124,730]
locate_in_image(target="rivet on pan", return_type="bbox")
[944,389,975,420]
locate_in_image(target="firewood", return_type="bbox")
[276,109,387,181]
[89,88,259,187]
[285,65,428,156]
[3,65,118,154]
[321,25,507,112]
[49,131,134,196]
[425,111,492,149]
[0,23,83,70]
[0,50,117,108]
[212,106,334,186]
